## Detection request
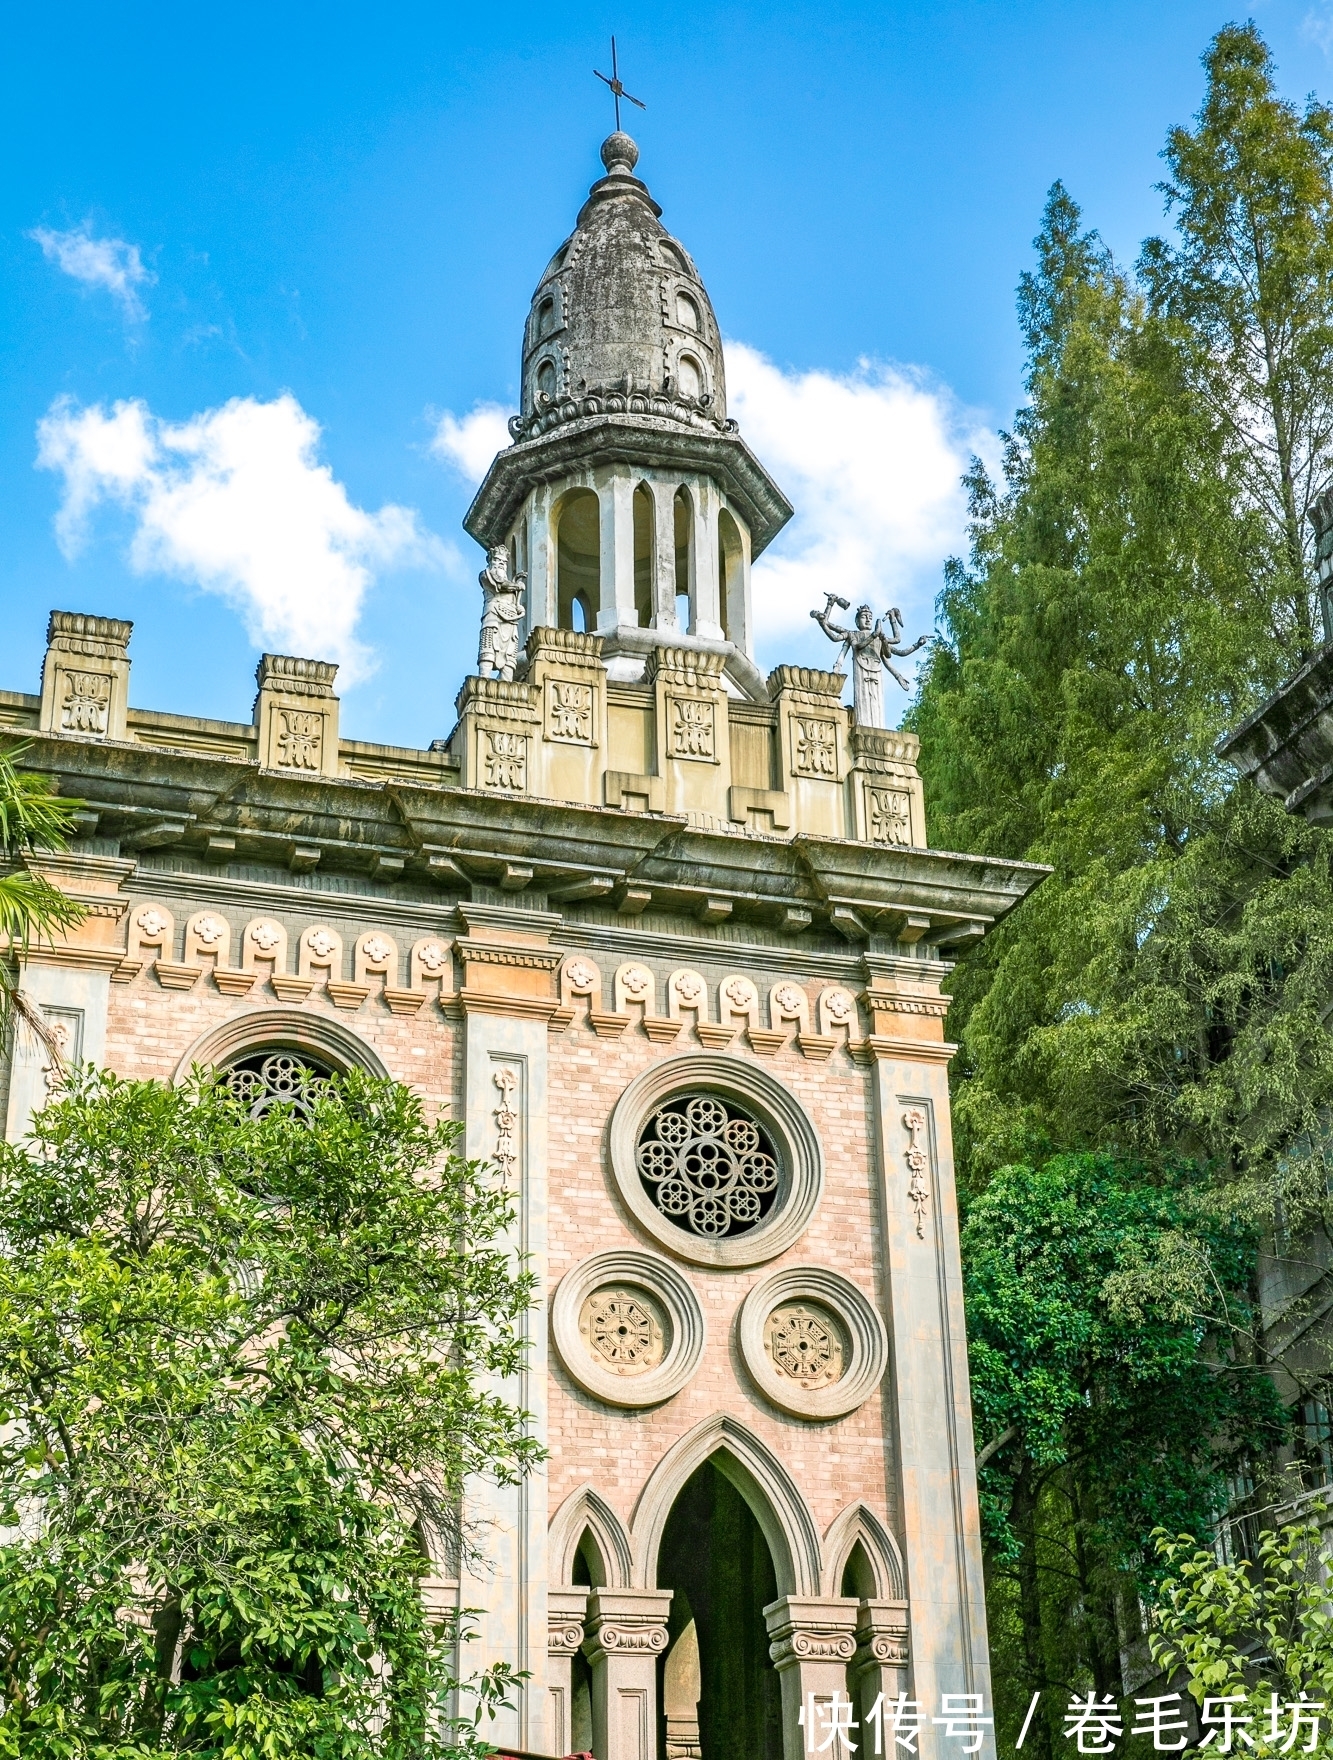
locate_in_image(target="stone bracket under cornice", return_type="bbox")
[20,730,1049,950]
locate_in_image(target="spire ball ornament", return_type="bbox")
[601,131,640,175]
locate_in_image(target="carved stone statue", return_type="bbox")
[810,593,926,728]
[477,545,527,682]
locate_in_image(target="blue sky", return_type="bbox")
[4,1,1333,743]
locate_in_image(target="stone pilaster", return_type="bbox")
[866,1034,994,1755]
[848,726,927,848]
[39,611,132,742]
[598,467,640,632]
[769,665,851,840]
[5,852,135,1141]
[253,654,342,778]
[650,647,730,821]
[583,1589,672,1760]
[521,626,607,807]
[454,900,558,1754]
[548,1587,590,1758]
[453,675,541,799]
[763,1596,861,1760]
[861,953,953,1055]
[688,477,723,640]
[650,479,679,629]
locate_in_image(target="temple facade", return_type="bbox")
[0,132,1044,1760]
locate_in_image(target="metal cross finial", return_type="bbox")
[594,37,645,133]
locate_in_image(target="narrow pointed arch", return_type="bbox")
[630,1412,821,1596]
[548,1485,633,1589]
[822,1502,906,1601]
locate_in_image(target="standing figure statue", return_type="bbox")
[477,544,526,682]
[810,592,926,728]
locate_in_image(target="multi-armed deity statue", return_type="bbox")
[811,592,927,729]
[810,591,922,728]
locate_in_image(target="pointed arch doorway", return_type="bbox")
[655,1458,784,1760]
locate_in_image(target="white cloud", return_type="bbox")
[725,343,992,680]
[428,345,990,699]
[29,224,155,322]
[1305,4,1333,54]
[37,393,441,682]
[430,403,513,481]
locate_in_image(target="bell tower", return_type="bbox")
[465,132,792,698]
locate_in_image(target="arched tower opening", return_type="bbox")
[673,488,694,634]
[718,507,744,646]
[555,489,599,633]
[634,484,655,630]
[655,1458,783,1760]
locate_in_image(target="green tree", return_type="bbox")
[0,1064,539,1758]
[1141,24,1333,641]
[908,25,1333,1732]
[0,741,84,1039]
[1151,1516,1333,1753]
[911,170,1325,1192]
[963,1153,1283,1758]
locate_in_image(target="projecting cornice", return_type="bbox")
[1218,645,1333,825]
[19,730,1047,950]
[464,414,794,558]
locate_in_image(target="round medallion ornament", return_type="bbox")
[552,1251,705,1408]
[636,1095,779,1240]
[579,1286,667,1375]
[765,1301,846,1388]
[739,1267,889,1419]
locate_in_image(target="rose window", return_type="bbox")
[636,1093,779,1239]
[223,1049,336,1119]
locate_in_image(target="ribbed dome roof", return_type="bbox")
[517,133,727,432]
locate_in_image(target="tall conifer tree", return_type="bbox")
[911,23,1333,1738]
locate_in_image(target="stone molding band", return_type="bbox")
[739,1266,889,1420]
[170,1007,393,1086]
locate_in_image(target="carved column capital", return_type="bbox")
[583,1588,672,1663]
[549,1586,589,1657]
[763,1596,860,1672]
[854,1599,910,1670]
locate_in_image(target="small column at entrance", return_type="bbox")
[548,1588,590,1758]
[851,1601,910,1733]
[584,1588,672,1760]
[764,1596,861,1760]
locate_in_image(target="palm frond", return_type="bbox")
[0,873,85,948]
[0,965,66,1065]
[0,743,88,1054]
[0,740,84,856]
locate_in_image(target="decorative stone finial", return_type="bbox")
[601,132,639,176]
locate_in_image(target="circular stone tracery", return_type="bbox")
[222,1049,336,1119]
[636,1094,779,1240]
[552,1251,705,1408]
